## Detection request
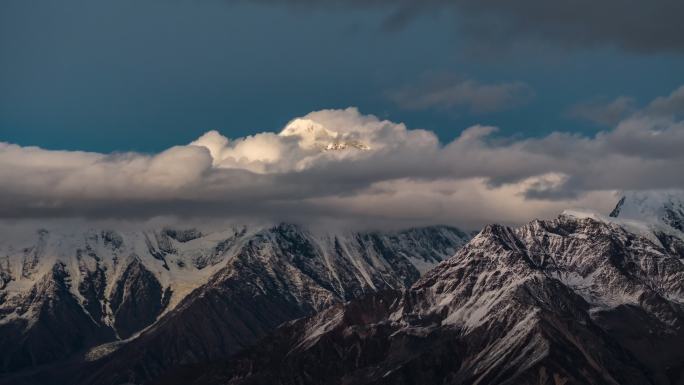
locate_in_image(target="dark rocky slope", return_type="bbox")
[0,224,468,385]
[185,215,684,385]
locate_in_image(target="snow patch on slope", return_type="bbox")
[562,208,679,248]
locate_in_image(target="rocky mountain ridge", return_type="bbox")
[4,191,684,385]
[0,223,469,383]
[181,206,684,385]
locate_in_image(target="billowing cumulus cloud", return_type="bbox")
[2,86,684,229]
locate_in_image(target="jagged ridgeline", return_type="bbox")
[0,224,469,384]
[2,192,683,385]
[185,211,684,385]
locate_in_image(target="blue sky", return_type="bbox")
[1,0,684,226]
[2,0,683,153]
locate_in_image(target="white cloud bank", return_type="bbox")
[1,87,684,229]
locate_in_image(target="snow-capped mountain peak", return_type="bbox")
[610,190,684,232]
[0,222,469,381]
[279,118,370,151]
[187,212,684,385]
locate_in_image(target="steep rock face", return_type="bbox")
[0,225,260,375]
[161,228,203,243]
[0,227,221,375]
[0,263,114,373]
[0,224,469,384]
[654,231,684,260]
[188,215,684,385]
[109,258,165,339]
[69,224,469,385]
[77,253,108,328]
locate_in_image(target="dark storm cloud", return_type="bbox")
[568,85,684,128]
[455,0,684,53]
[567,97,636,126]
[645,85,684,117]
[388,75,534,114]
[253,0,684,53]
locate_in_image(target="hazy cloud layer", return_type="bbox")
[2,86,684,229]
[254,0,684,53]
[389,76,534,114]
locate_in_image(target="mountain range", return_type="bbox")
[180,192,684,385]
[1,191,683,385]
[0,224,469,384]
